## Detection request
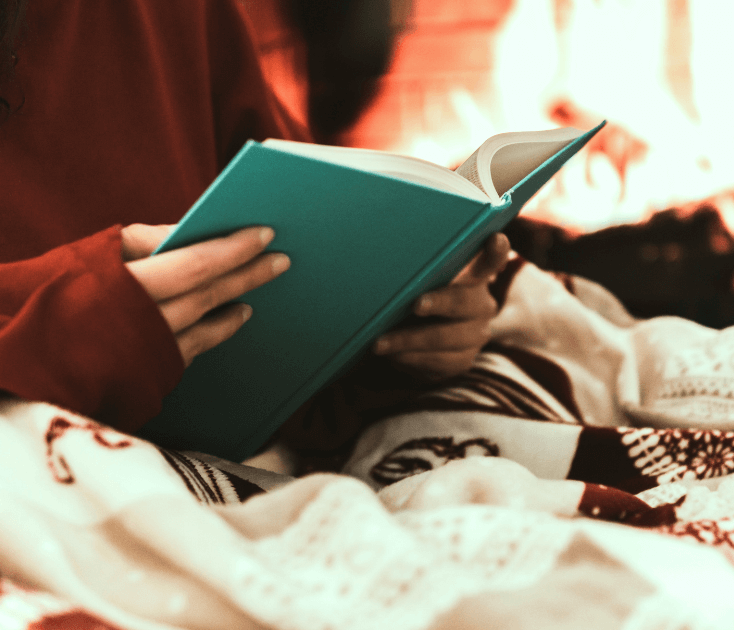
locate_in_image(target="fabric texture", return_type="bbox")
[0,398,734,630]
[339,255,734,542]
[0,228,183,432]
[4,259,734,628]
[0,0,303,431]
[4,4,734,627]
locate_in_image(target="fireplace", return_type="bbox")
[249,0,734,328]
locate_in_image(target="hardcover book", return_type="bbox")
[138,121,606,460]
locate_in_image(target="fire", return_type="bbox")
[337,0,734,234]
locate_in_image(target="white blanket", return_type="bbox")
[4,257,734,629]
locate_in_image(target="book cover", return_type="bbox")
[138,122,606,460]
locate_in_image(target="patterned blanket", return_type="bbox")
[4,255,734,630]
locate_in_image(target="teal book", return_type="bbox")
[137,121,606,461]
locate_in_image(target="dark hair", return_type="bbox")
[0,0,28,118]
[284,0,400,144]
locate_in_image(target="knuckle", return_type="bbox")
[449,285,480,314]
[187,248,214,285]
[460,287,481,311]
[435,329,454,347]
[198,281,223,314]
[413,328,442,351]
[422,328,443,349]
[455,324,480,348]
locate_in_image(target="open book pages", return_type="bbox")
[262,138,488,202]
[454,127,583,203]
[263,125,583,206]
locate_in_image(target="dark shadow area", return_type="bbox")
[504,206,734,329]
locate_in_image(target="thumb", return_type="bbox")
[452,232,511,285]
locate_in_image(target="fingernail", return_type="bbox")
[241,304,253,323]
[259,227,275,245]
[271,254,290,273]
[374,338,390,354]
[417,295,432,314]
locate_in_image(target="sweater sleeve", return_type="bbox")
[205,0,311,167]
[0,227,184,432]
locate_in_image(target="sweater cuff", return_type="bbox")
[0,227,184,432]
[89,226,186,431]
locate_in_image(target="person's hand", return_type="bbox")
[121,223,290,367]
[372,232,511,380]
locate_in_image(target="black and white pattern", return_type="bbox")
[158,449,267,504]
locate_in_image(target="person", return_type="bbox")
[0,0,509,446]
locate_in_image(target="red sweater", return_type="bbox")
[0,0,301,431]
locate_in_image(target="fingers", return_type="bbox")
[123,225,292,367]
[176,302,252,367]
[452,232,511,285]
[160,251,290,334]
[414,283,497,320]
[370,233,509,382]
[120,223,175,261]
[127,226,276,301]
[373,283,496,355]
[483,231,511,277]
[373,281,498,380]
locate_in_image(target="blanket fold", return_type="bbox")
[5,257,734,629]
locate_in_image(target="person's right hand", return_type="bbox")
[121,224,290,367]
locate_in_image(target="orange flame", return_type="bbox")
[334,0,734,234]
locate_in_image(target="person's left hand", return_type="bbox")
[372,232,511,380]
